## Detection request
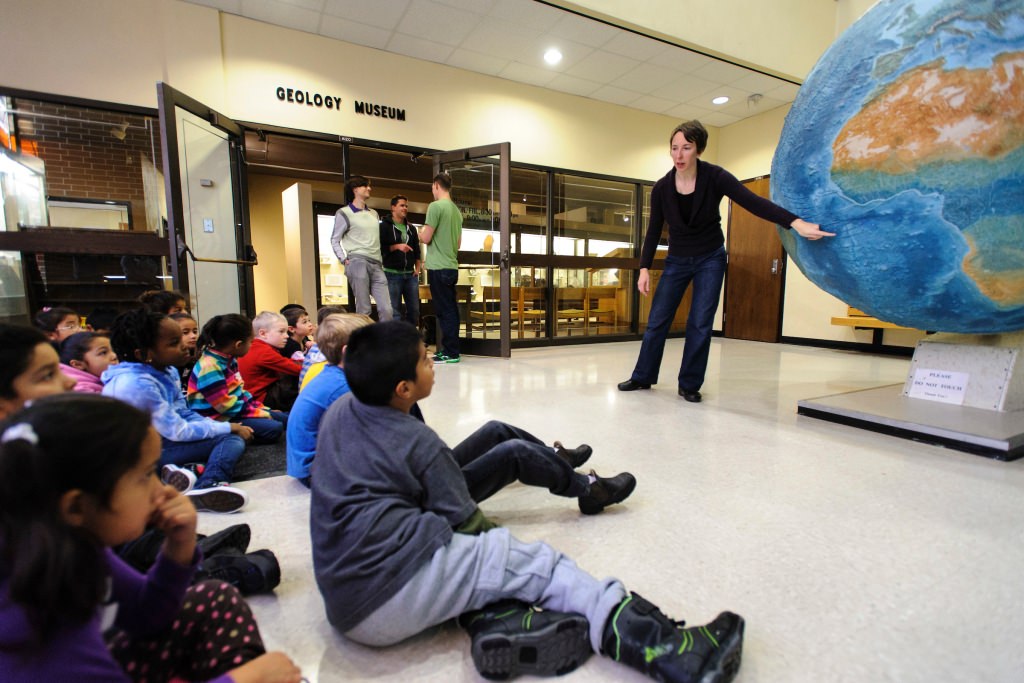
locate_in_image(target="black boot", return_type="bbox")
[458,600,592,680]
[601,592,743,683]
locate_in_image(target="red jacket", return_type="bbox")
[236,339,301,403]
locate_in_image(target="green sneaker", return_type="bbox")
[459,600,592,680]
[433,352,449,363]
[601,592,744,683]
[444,354,461,363]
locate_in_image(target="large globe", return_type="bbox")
[772,0,1024,333]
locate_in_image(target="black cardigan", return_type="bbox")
[379,214,421,273]
[639,159,799,268]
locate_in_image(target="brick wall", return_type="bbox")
[13,99,163,232]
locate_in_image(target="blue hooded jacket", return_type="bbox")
[102,362,231,442]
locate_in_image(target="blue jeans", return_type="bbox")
[429,268,460,358]
[386,271,420,326]
[630,246,727,391]
[160,433,246,488]
[238,410,288,444]
[451,420,589,502]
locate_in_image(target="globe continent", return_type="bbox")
[772,0,1024,333]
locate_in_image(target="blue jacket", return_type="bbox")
[102,362,231,442]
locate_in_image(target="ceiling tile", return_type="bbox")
[271,0,326,11]
[552,13,618,48]
[665,101,713,121]
[647,46,712,74]
[730,71,794,96]
[630,94,678,115]
[612,62,683,95]
[547,73,602,97]
[460,17,544,62]
[319,13,392,49]
[487,0,567,33]
[241,0,321,32]
[433,0,496,14]
[534,36,593,70]
[388,32,455,63]
[700,111,741,127]
[396,0,482,46]
[322,0,410,29]
[445,47,509,76]
[602,30,666,61]
[661,72,719,101]
[565,50,639,82]
[691,59,750,85]
[688,84,748,110]
[590,84,643,106]
[763,81,801,102]
[499,61,559,87]
[187,0,242,12]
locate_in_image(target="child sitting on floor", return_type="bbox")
[102,309,251,513]
[58,331,119,394]
[279,305,315,362]
[311,320,744,682]
[33,306,82,343]
[0,393,302,683]
[286,313,372,486]
[0,324,77,419]
[237,311,301,411]
[299,305,347,388]
[187,313,287,444]
[170,311,200,393]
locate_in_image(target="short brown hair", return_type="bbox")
[316,313,373,365]
[670,120,708,154]
[432,172,452,191]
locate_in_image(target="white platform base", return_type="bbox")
[798,384,1024,461]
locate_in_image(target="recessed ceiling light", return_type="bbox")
[544,48,563,65]
[712,96,730,105]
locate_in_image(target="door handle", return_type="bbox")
[770,258,779,275]
[500,249,510,271]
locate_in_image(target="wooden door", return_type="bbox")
[724,176,785,342]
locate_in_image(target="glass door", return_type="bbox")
[432,143,511,358]
[157,83,255,323]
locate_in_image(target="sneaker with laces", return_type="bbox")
[553,441,592,469]
[161,464,196,493]
[601,592,744,683]
[433,352,450,363]
[195,549,281,595]
[187,483,248,513]
[578,470,636,515]
[459,600,592,680]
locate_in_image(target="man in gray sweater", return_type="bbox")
[331,175,393,321]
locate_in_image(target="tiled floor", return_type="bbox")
[199,338,1024,682]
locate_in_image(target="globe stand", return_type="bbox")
[797,334,1024,461]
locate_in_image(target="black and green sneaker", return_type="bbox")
[601,592,744,683]
[458,600,592,680]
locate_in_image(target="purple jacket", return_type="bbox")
[0,547,233,683]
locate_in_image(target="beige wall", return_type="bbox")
[548,0,838,81]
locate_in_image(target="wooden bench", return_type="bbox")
[831,306,913,344]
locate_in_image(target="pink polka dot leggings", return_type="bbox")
[106,580,265,683]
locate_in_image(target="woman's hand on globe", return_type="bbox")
[791,218,835,240]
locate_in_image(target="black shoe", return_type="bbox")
[601,592,744,683]
[195,549,281,595]
[578,470,636,515]
[196,523,251,558]
[458,600,592,680]
[679,389,702,403]
[617,379,651,391]
[553,441,592,468]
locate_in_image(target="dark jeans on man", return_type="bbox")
[238,410,288,444]
[160,432,246,487]
[629,246,727,392]
[451,420,589,502]
[429,268,460,358]
[386,271,420,326]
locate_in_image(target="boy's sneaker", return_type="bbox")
[196,523,252,558]
[187,483,248,513]
[578,470,636,515]
[459,600,591,680]
[553,441,592,469]
[601,592,744,683]
[195,549,281,595]
[434,352,460,363]
[161,464,196,494]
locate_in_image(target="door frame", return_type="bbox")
[433,142,511,358]
[156,82,255,316]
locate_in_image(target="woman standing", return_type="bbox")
[618,121,834,402]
